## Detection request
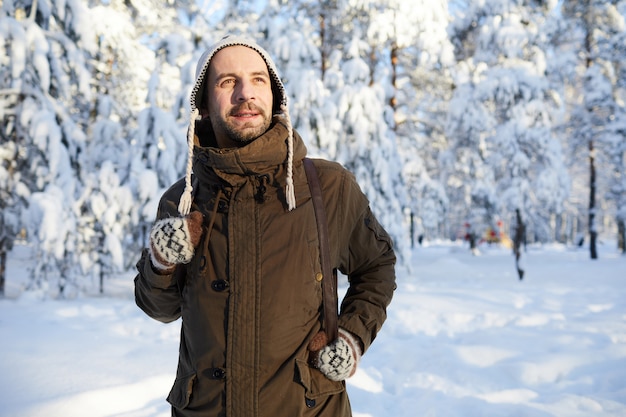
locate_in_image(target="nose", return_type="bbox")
[235,80,254,102]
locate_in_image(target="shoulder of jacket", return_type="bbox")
[304,158,365,203]
[306,158,352,181]
[307,157,342,170]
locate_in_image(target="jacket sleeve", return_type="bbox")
[134,189,185,323]
[336,172,397,354]
[134,249,183,323]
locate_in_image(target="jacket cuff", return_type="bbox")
[142,255,178,289]
[337,317,370,353]
[339,327,363,361]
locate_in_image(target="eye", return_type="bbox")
[219,78,236,88]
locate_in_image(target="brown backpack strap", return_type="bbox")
[303,158,339,342]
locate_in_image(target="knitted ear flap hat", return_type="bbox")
[177,35,296,216]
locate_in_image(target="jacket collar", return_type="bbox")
[192,117,307,184]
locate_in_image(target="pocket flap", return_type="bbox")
[167,372,197,410]
[295,359,344,399]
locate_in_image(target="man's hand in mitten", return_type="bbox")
[149,211,204,272]
[308,328,362,381]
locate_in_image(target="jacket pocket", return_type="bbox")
[295,359,344,399]
[167,372,196,410]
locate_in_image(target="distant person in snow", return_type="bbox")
[134,35,396,417]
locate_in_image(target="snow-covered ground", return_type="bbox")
[1,241,625,417]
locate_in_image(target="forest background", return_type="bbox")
[0,0,625,297]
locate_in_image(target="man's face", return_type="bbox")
[206,45,274,148]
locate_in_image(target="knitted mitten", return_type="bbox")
[308,328,362,381]
[149,211,203,271]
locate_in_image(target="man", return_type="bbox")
[134,35,396,417]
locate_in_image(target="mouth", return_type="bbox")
[232,111,260,119]
[230,104,263,120]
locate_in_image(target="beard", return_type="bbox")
[211,103,272,144]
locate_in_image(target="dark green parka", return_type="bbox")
[134,119,396,417]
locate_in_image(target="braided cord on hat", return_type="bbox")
[178,107,200,216]
[281,104,296,211]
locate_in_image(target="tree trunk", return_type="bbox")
[584,0,598,260]
[589,139,598,259]
[0,244,6,297]
[410,212,415,249]
[389,43,398,116]
[318,0,337,82]
[319,11,327,81]
[618,219,625,254]
[100,262,105,294]
[513,209,526,280]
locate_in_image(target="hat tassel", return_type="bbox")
[178,108,200,216]
[282,104,296,211]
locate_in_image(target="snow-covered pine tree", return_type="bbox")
[71,2,147,292]
[1,0,100,296]
[607,109,626,253]
[0,8,32,295]
[77,94,135,292]
[445,0,569,246]
[1,0,197,296]
[315,1,410,260]
[542,1,589,245]
[93,0,202,272]
[551,0,626,257]
[0,133,29,297]
[370,0,455,243]
[610,2,626,254]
